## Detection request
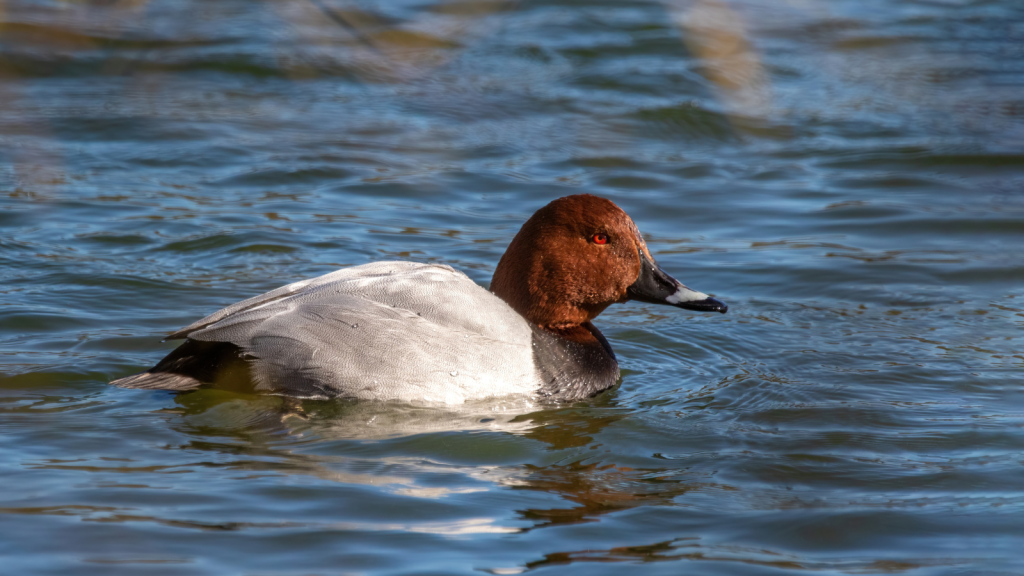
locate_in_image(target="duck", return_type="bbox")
[111,194,727,403]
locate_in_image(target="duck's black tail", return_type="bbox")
[110,339,253,392]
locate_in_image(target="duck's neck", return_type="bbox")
[491,228,620,399]
[530,321,620,401]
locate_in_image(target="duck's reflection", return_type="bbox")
[163,388,708,533]
[170,389,541,439]
[168,387,615,442]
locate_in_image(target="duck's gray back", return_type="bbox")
[176,262,544,403]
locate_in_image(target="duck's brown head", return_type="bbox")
[490,194,726,330]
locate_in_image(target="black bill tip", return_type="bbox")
[678,296,728,314]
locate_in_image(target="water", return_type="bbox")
[2,0,1023,573]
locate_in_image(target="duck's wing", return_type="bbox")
[116,262,542,402]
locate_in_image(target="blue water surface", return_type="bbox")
[2,0,1023,574]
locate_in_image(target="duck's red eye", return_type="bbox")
[592,233,608,245]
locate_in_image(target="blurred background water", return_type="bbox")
[1,0,1023,573]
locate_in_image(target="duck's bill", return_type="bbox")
[627,248,728,314]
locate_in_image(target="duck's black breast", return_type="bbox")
[531,322,620,401]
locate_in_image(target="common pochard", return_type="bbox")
[111,194,727,403]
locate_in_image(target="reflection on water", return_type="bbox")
[146,391,715,540]
[173,390,542,439]
[2,0,1024,573]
